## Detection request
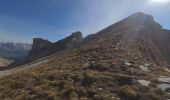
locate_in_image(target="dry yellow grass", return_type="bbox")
[0,14,169,99]
[0,33,168,100]
[0,57,14,67]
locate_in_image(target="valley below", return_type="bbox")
[0,57,49,77]
[0,57,14,68]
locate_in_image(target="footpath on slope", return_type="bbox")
[0,58,49,77]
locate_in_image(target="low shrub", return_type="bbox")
[118,85,139,100]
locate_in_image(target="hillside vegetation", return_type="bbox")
[0,12,170,100]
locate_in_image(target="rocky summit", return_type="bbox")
[0,12,170,100]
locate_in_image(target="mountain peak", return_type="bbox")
[131,12,152,17]
[71,31,82,37]
[130,12,153,19]
[126,12,154,26]
[32,38,52,51]
[33,38,51,43]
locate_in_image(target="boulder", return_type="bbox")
[137,80,150,87]
[157,76,170,83]
[139,65,150,72]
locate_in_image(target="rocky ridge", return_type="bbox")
[27,31,83,61]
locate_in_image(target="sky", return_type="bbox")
[0,0,170,43]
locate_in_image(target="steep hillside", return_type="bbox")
[0,42,32,61]
[0,12,170,100]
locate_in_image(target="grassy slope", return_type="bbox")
[0,28,169,100]
[0,58,14,67]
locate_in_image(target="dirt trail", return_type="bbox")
[0,59,48,77]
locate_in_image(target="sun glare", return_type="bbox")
[149,0,170,5]
[151,0,170,3]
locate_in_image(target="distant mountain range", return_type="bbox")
[0,42,32,61]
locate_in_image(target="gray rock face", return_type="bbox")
[27,31,83,61]
[53,31,83,49]
[157,84,170,91]
[158,76,170,84]
[31,38,52,51]
[157,76,170,93]
[0,42,31,61]
[137,80,150,87]
[139,65,150,72]
[30,38,52,53]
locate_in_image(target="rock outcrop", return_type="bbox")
[31,38,52,52]
[27,31,83,61]
[27,38,52,61]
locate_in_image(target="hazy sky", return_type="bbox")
[0,0,170,43]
